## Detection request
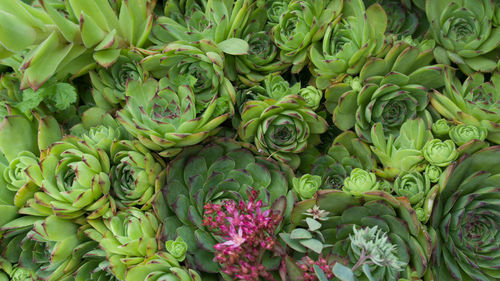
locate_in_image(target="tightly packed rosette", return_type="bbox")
[117,77,230,158]
[155,139,292,275]
[327,41,444,142]
[141,40,236,110]
[429,146,500,280]
[90,50,146,111]
[238,94,328,168]
[125,252,201,281]
[310,0,389,89]
[21,136,114,219]
[431,70,500,144]
[271,0,343,73]
[0,0,155,89]
[291,190,432,280]
[84,208,160,280]
[110,140,166,209]
[426,0,500,74]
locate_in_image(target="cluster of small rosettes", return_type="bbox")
[296,256,334,281]
[203,189,281,281]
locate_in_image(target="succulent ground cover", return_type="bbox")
[0,0,499,280]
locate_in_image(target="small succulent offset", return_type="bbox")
[293,174,322,200]
[343,168,379,195]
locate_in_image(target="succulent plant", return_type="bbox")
[422,139,458,167]
[293,174,322,200]
[310,0,389,89]
[155,139,292,275]
[449,124,488,146]
[431,119,451,138]
[290,190,432,281]
[0,0,156,90]
[238,94,328,168]
[429,146,500,280]
[426,0,500,74]
[326,41,444,142]
[117,78,230,158]
[343,168,379,195]
[298,86,323,110]
[271,0,344,73]
[125,252,201,281]
[431,70,500,144]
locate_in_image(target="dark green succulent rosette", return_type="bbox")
[310,0,389,89]
[327,41,445,142]
[90,50,146,111]
[291,190,433,281]
[271,0,343,73]
[431,71,500,144]
[426,0,500,74]
[117,77,230,158]
[238,94,328,169]
[429,146,500,281]
[155,139,293,275]
[21,136,114,219]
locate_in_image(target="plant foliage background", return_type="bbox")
[0,0,499,280]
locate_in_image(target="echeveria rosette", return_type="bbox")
[424,165,442,183]
[393,171,434,222]
[330,42,444,142]
[125,252,202,281]
[141,40,236,111]
[370,119,433,180]
[311,130,376,190]
[117,78,230,158]
[431,71,500,144]
[291,190,432,281]
[238,95,328,168]
[90,50,146,111]
[343,168,379,195]
[426,0,500,74]
[432,119,451,138]
[422,139,458,167]
[84,208,160,280]
[429,146,500,281]
[449,124,488,146]
[2,151,42,208]
[156,139,293,275]
[293,174,321,200]
[22,136,114,219]
[310,0,389,89]
[271,0,343,73]
[298,86,323,110]
[110,140,166,210]
[0,0,155,90]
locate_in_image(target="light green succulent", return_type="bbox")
[393,171,430,217]
[431,70,500,144]
[165,237,188,262]
[271,0,344,73]
[85,208,160,280]
[449,124,488,146]
[125,252,202,281]
[431,119,451,138]
[310,0,389,89]
[0,0,156,90]
[422,139,458,167]
[298,86,323,110]
[427,0,500,74]
[326,42,444,141]
[293,174,322,200]
[238,94,328,168]
[424,165,442,183]
[343,168,379,195]
[117,78,230,158]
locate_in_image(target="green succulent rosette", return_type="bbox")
[449,124,488,146]
[156,139,293,275]
[117,77,230,158]
[393,171,429,207]
[310,0,389,89]
[293,174,322,200]
[426,0,500,74]
[327,42,444,142]
[238,94,328,168]
[343,168,379,195]
[431,119,451,138]
[298,86,323,110]
[422,139,458,167]
[311,131,376,189]
[431,71,500,144]
[0,0,155,90]
[0,154,17,230]
[291,190,432,281]
[84,208,160,280]
[90,50,146,111]
[110,140,166,209]
[424,165,442,183]
[125,252,201,281]
[429,146,500,280]
[271,0,343,73]
[2,151,42,208]
[22,136,114,219]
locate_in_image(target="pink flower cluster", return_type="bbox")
[203,190,280,281]
[297,256,334,281]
